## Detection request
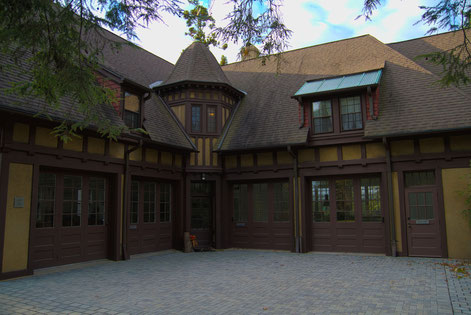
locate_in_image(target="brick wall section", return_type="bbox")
[298,102,310,127]
[96,75,122,116]
[366,87,380,120]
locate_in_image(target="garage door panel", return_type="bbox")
[310,176,386,254]
[31,172,110,269]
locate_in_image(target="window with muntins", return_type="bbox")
[312,180,330,222]
[274,182,289,222]
[62,175,82,227]
[124,92,140,129]
[191,105,201,132]
[340,96,362,130]
[159,183,171,223]
[312,100,333,134]
[253,183,268,222]
[130,181,139,224]
[335,179,355,222]
[88,177,105,226]
[361,177,381,222]
[207,106,217,133]
[37,173,56,228]
[233,184,248,223]
[143,183,156,223]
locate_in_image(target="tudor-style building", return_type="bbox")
[1,29,470,280]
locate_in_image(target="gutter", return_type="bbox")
[122,140,142,260]
[383,137,397,256]
[287,145,301,253]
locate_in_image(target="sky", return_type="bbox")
[126,0,440,65]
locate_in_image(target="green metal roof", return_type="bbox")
[294,69,383,97]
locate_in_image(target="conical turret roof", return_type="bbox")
[161,42,233,87]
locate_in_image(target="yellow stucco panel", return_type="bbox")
[175,154,183,168]
[212,139,218,167]
[450,135,471,151]
[109,141,124,159]
[35,127,57,148]
[319,146,338,162]
[2,163,33,273]
[190,137,196,166]
[172,105,186,126]
[257,152,273,166]
[63,137,83,152]
[241,154,254,167]
[205,138,211,166]
[197,138,203,166]
[299,149,314,163]
[129,147,142,161]
[342,144,361,160]
[390,140,414,156]
[366,142,385,159]
[392,172,403,254]
[161,151,173,166]
[13,123,29,143]
[88,137,105,155]
[145,149,158,163]
[277,151,292,165]
[419,137,444,154]
[225,155,237,169]
[442,168,471,259]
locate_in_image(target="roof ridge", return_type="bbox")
[223,34,373,67]
[387,29,467,46]
[98,28,174,67]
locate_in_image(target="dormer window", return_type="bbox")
[311,94,365,135]
[124,92,140,129]
[312,100,333,134]
[191,105,201,132]
[340,96,362,131]
[207,106,217,133]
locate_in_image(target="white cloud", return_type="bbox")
[125,0,444,65]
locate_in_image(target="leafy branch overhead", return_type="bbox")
[361,0,471,86]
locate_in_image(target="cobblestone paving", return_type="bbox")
[446,263,471,314]
[0,250,469,314]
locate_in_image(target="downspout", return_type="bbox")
[383,136,397,256]
[122,141,141,260]
[287,145,301,253]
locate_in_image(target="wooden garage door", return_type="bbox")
[310,176,386,253]
[127,180,173,255]
[31,172,109,269]
[231,181,292,250]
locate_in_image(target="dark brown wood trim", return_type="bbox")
[436,167,449,258]
[0,153,10,274]
[381,171,392,256]
[27,164,40,274]
[397,170,408,256]
[0,269,33,281]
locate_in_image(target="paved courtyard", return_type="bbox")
[0,250,470,315]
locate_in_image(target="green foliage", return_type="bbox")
[183,0,217,46]
[360,0,471,87]
[220,55,228,65]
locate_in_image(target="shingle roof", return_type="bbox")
[161,42,233,87]
[0,30,195,150]
[219,33,471,147]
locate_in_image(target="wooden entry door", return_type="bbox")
[405,188,442,257]
[191,197,212,247]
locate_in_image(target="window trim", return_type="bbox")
[122,90,143,129]
[308,92,367,139]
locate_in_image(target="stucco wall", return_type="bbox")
[442,168,471,259]
[2,163,33,273]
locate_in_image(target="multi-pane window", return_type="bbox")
[191,105,201,132]
[335,179,355,222]
[312,100,333,134]
[207,106,217,133]
[124,92,140,129]
[160,183,171,222]
[408,192,434,220]
[274,182,289,222]
[130,181,139,224]
[37,173,56,228]
[361,177,382,222]
[143,183,156,223]
[253,183,268,222]
[233,184,248,223]
[405,170,435,187]
[62,175,82,227]
[88,177,105,226]
[312,180,330,222]
[340,96,362,131]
